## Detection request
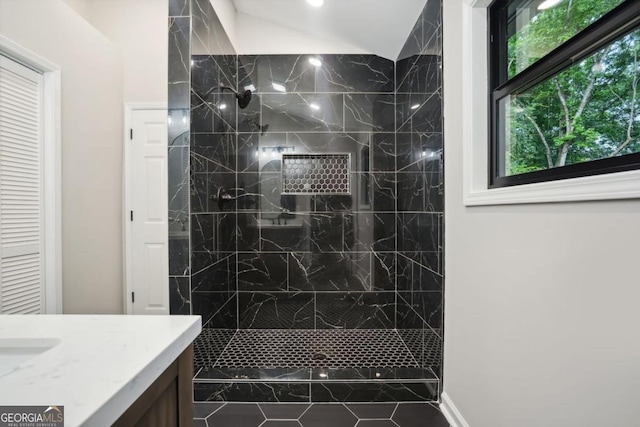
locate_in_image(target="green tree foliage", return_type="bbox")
[503,0,640,176]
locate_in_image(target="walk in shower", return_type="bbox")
[168,0,444,403]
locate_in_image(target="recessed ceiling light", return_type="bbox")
[309,103,320,111]
[219,103,227,110]
[538,0,563,10]
[410,104,421,110]
[272,82,287,93]
[309,57,322,67]
[306,0,324,7]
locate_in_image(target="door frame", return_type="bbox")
[123,103,168,314]
[0,35,62,314]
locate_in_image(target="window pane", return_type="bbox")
[499,26,640,177]
[507,0,625,79]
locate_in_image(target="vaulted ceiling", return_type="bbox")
[230,0,428,60]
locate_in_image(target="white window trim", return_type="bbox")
[461,0,640,206]
[0,35,62,313]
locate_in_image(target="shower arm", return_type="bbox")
[200,86,237,99]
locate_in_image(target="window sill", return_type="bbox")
[465,169,640,206]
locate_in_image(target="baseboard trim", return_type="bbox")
[441,392,470,427]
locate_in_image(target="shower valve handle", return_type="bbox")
[216,187,235,211]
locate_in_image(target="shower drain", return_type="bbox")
[311,352,328,361]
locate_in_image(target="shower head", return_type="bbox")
[237,89,252,109]
[200,86,253,109]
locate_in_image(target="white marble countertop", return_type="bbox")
[0,315,201,427]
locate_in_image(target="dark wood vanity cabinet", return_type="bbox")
[113,345,193,427]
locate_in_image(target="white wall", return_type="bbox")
[61,0,90,21]
[209,0,237,47]
[85,0,168,104]
[0,0,124,314]
[443,1,640,426]
[234,13,371,55]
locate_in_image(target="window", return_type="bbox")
[489,0,640,188]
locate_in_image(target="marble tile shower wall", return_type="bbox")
[190,53,399,330]
[168,0,191,316]
[168,0,240,323]
[394,0,444,377]
[169,1,445,367]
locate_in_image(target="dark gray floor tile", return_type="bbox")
[259,403,311,420]
[356,421,397,427]
[193,419,207,427]
[262,422,302,427]
[206,403,265,427]
[299,404,357,427]
[193,402,225,419]
[392,403,449,427]
[346,403,397,419]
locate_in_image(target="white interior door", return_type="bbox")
[129,109,168,314]
[0,55,45,314]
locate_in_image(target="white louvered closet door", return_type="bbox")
[0,55,45,314]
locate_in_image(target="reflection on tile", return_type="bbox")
[197,367,311,381]
[316,293,394,329]
[289,252,370,292]
[192,253,235,292]
[262,93,344,132]
[396,132,442,173]
[238,253,289,291]
[238,292,314,329]
[168,17,190,110]
[372,252,396,291]
[191,55,237,96]
[191,133,236,173]
[316,55,395,93]
[191,0,235,55]
[373,214,396,251]
[396,55,441,94]
[194,382,310,402]
[169,0,189,16]
[397,172,442,213]
[311,382,437,402]
[169,276,190,315]
[398,213,439,253]
[345,94,395,132]
[192,291,233,326]
[311,367,434,381]
[239,55,316,93]
[397,93,442,134]
[372,133,396,171]
[399,292,443,330]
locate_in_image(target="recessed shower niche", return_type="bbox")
[168,0,444,403]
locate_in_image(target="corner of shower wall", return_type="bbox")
[168,0,192,315]
[394,0,445,384]
[167,0,240,330]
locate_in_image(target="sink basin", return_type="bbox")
[0,338,60,377]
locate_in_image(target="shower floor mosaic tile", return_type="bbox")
[193,402,451,427]
[204,329,420,369]
[193,329,441,403]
